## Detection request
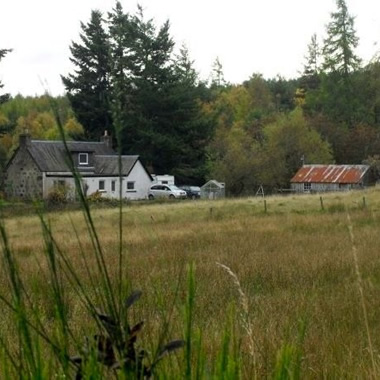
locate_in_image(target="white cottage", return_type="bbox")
[4,133,153,200]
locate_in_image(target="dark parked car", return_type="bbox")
[180,186,201,199]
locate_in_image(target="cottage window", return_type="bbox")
[304,182,311,192]
[78,153,88,165]
[99,180,105,191]
[127,181,135,191]
[111,180,116,192]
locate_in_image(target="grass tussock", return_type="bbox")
[1,188,380,377]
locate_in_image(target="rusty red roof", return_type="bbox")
[291,165,369,184]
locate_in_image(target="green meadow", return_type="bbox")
[1,188,380,378]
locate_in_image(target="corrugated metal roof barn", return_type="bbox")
[290,165,370,193]
[291,165,369,184]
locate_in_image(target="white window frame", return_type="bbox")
[99,180,105,192]
[78,153,89,165]
[127,181,135,192]
[111,180,116,192]
[304,182,311,192]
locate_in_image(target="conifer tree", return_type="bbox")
[108,4,211,182]
[322,0,361,76]
[301,34,321,91]
[210,57,226,88]
[61,10,112,140]
[321,0,361,125]
[108,3,176,164]
[0,49,11,105]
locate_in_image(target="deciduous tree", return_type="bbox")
[207,85,265,194]
[208,123,261,195]
[260,108,333,188]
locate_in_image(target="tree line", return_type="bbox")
[1,0,380,194]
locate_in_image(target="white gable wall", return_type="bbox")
[80,162,152,200]
[124,159,152,200]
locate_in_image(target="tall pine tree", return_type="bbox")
[210,57,226,88]
[61,10,112,140]
[300,34,321,91]
[108,4,211,182]
[108,4,176,165]
[0,49,11,105]
[323,0,361,76]
[107,2,133,152]
[166,45,213,183]
[321,0,361,125]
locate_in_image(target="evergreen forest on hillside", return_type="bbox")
[1,0,380,194]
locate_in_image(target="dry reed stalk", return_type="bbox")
[216,262,257,376]
[346,211,377,377]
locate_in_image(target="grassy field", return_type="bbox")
[2,188,380,378]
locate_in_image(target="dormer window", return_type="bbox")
[78,153,88,165]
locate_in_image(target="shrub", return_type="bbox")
[86,190,104,203]
[47,184,70,205]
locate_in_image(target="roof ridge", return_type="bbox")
[31,140,105,144]
[94,154,138,157]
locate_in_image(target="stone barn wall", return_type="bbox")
[4,148,43,199]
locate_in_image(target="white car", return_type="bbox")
[148,184,187,200]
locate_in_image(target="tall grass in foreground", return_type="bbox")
[346,211,377,376]
[0,197,250,378]
[3,190,380,377]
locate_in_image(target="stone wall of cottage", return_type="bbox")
[4,148,43,199]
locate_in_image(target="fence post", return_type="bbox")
[264,199,267,213]
[363,196,366,208]
[320,196,324,211]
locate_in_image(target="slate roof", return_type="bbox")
[27,140,115,172]
[291,165,369,184]
[24,140,143,176]
[94,155,139,176]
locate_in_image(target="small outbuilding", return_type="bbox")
[290,164,370,193]
[200,180,225,199]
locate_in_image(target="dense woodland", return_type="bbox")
[1,0,380,195]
